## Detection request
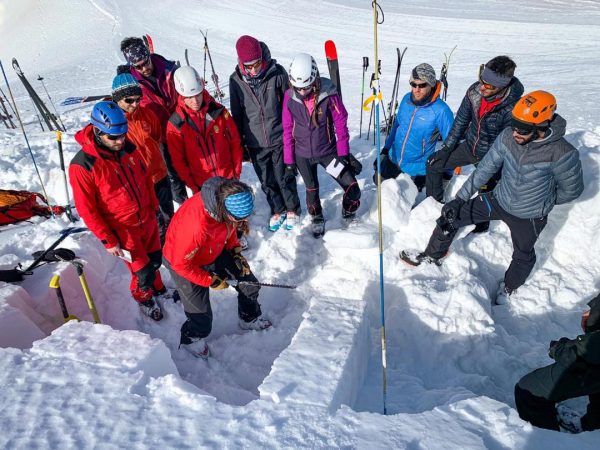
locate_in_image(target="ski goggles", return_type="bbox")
[132,58,151,70]
[242,59,262,71]
[123,96,142,105]
[410,81,429,89]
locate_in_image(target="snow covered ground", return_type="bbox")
[1,0,600,448]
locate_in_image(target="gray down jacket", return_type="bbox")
[456,114,584,219]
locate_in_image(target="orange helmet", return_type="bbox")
[512,90,556,126]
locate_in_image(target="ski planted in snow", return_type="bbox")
[439,45,457,101]
[60,95,111,106]
[142,34,155,54]
[325,40,341,98]
[200,29,225,102]
[385,46,407,135]
[12,58,64,131]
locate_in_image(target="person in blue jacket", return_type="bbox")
[373,63,453,190]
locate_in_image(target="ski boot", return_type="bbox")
[399,249,442,267]
[494,282,513,305]
[311,214,326,239]
[181,338,210,359]
[239,315,273,331]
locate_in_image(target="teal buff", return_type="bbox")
[224,191,254,219]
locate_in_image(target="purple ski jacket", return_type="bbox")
[283,78,349,164]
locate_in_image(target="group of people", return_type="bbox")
[66,34,597,432]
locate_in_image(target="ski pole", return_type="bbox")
[372,0,388,416]
[200,29,224,102]
[49,275,79,322]
[56,131,76,222]
[228,279,297,290]
[0,59,54,217]
[38,75,66,131]
[72,261,101,324]
[359,57,369,138]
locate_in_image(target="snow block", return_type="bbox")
[0,283,46,349]
[259,296,369,411]
[30,321,178,380]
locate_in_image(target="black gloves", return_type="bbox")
[286,164,298,176]
[373,148,390,170]
[548,337,570,359]
[348,154,363,175]
[441,198,465,222]
[427,146,452,167]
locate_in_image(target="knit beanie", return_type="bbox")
[409,63,436,87]
[111,73,142,103]
[236,35,262,63]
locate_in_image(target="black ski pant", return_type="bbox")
[296,153,361,217]
[515,361,600,431]
[164,251,262,344]
[372,153,425,191]
[424,192,547,292]
[154,176,174,245]
[160,142,188,205]
[250,144,301,215]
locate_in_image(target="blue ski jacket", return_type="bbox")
[384,82,454,177]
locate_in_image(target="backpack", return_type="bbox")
[0,189,64,225]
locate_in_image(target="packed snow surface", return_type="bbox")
[1,0,600,448]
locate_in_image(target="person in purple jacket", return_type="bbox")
[283,53,361,238]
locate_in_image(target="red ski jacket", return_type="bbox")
[166,90,243,193]
[163,187,240,287]
[69,125,158,249]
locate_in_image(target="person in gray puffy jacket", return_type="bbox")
[401,91,584,302]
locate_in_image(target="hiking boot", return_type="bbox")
[494,282,514,306]
[399,249,442,267]
[285,211,298,231]
[269,213,287,232]
[342,209,357,223]
[181,338,210,359]
[311,214,325,239]
[239,315,272,331]
[139,298,163,321]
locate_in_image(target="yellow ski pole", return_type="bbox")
[72,261,101,324]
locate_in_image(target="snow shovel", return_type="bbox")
[49,275,79,322]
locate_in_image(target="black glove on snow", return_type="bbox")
[441,198,465,221]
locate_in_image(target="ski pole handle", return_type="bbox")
[363,57,369,70]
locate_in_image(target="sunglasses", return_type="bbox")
[132,58,151,70]
[123,96,142,105]
[102,132,127,141]
[410,81,428,89]
[479,77,497,91]
[243,59,262,71]
[512,127,533,136]
[294,85,314,93]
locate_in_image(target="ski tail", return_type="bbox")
[60,95,111,106]
[143,34,155,54]
[325,40,341,98]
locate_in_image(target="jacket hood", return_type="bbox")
[532,114,567,146]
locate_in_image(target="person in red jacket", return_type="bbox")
[163,176,272,359]
[69,101,164,321]
[166,66,243,194]
[112,72,174,243]
[120,36,188,205]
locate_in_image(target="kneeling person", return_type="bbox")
[163,177,271,359]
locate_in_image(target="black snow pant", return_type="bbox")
[249,144,301,215]
[160,142,188,205]
[296,153,361,217]
[424,192,547,292]
[154,176,175,245]
[164,251,262,344]
[515,361,600,431]
[372,153,426,191]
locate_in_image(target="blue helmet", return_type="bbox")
[90,101,128,135]
[224,191,254,220]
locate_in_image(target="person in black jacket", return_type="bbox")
[514,293,600,432]
[425,56,524,232]
[229,35,301,232]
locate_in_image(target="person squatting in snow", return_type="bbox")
[111,72,174,244]
[69,101,164,321]
[401,90,584,304]
[229,35,301,232]
[373,62,454,192]
[120,36,188,205]
[162,177,272,359]
[515,292,600,433]
[283,53,362,238]
[426,55,524,233]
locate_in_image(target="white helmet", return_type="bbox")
[174,66,204,97]
[289,53,318,88]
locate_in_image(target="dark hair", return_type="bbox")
[120,37,145,53]
[215,179,253,222]
[485,56,516,77]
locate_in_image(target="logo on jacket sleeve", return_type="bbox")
[184,248,199,260]
[213,125,219,133]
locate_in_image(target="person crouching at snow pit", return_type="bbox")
[514,291,600,433]
[229,35,302,232]
[167,65,243,194]
[283,53,362,239]
[372,63,454,192]
[162,176,272,359]
[69,101,164,321]
[400,91,583,304]
[112,72,174,245]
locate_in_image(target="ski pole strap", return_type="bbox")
[363,91,383,112]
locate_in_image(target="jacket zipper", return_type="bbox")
[399,108,418,165]
[117,159,143,224]
[246,84,270,147]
